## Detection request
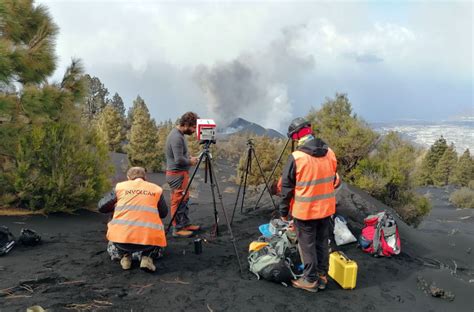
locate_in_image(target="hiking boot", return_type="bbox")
[140,256,156,272]
[172,229,193,238]
[120,254,132,270]
[291,278,318,292]
[183,224,200,231]
[317,274,328,290]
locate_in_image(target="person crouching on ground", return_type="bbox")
[165,111,200,238]
[279,117,340,292]
[98,167,168,272]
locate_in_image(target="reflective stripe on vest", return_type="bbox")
[291,150,337,220]
[115,205,160,214]
[294,191,335,202]
[295,175,335,187]
[107,179,167,247]
[109,219,165,231]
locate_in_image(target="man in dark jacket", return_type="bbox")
[279,117,339,292]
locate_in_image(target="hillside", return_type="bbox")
[219,117,285,139]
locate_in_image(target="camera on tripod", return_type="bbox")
[197,119,217,144]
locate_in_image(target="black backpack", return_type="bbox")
[0,226,16,256]
[19,228,41,246]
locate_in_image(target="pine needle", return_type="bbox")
[159,277,190,285]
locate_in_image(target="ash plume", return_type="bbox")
[194,25,315,130]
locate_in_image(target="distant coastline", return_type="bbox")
[371,120,473,154]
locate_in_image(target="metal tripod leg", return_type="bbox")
[207,153,244,274]
[206,155,219,237]
[251,148,277,210]
[230,147,251,224]
[240,149,251,214]
[253,137,291,210]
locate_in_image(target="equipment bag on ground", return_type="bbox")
[0,226,16,256]
[359,211,401,257]
[248,232,302,285]
[333,215,357,246]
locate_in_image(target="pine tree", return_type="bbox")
[432,143,457,186]
[307,93,379,175]
[155,119,174,169]
[450,149,473,186]
[125,106,134,132]
[127,96,160,171]
[110,92,126,119]
[0,0,58,85]
[96,105,125,152]
[417,136,448,185]
[0,1,112,212]
[82,74,109,121]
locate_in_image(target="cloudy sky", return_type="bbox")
[39,0,472,132]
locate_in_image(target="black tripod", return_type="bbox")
[230,139,278,224]
[165,141,243,274]
[252,138,294,211]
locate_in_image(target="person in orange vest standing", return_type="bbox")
[279,117,340,292]
[98,167,168,272]
[165,112,200,238]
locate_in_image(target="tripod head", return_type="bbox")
[199,139,216,152]
[246,138,254,147]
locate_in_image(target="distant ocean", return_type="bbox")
[371,120,474,154]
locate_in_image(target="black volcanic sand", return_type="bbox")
[1,153,473,311]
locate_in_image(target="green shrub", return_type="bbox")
[235,135,291,186]
[397,193,432,226]
[11,123,113,212]
[449,188,474,209]
[306,93,379,175]
[468,180,474,190]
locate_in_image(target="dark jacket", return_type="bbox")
[279,137,330,218]
[98,189,169,219]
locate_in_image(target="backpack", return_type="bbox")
[18,228,41,246]
[359,211,401,257]
[248,232,302,285]
[0,226,16,256]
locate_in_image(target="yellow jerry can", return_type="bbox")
[328,251,358,289]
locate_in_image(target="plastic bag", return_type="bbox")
[333,215,357,246]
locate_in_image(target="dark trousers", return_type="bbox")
[115,243,158,257]
[294,217,331,283]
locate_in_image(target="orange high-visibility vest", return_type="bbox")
[290,149,337,220]
[107,179,167,247]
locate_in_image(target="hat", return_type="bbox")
[287,117,311,139]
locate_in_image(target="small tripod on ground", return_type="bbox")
[165,141,243,273]
[230,139,278,224]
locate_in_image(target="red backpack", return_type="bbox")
[359,211,401,257]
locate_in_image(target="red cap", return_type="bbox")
[291,127,312,140]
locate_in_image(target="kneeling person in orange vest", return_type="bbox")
[279,118,339,292]
[98,167,168,272]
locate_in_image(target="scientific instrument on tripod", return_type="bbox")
[165,119,243,273]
